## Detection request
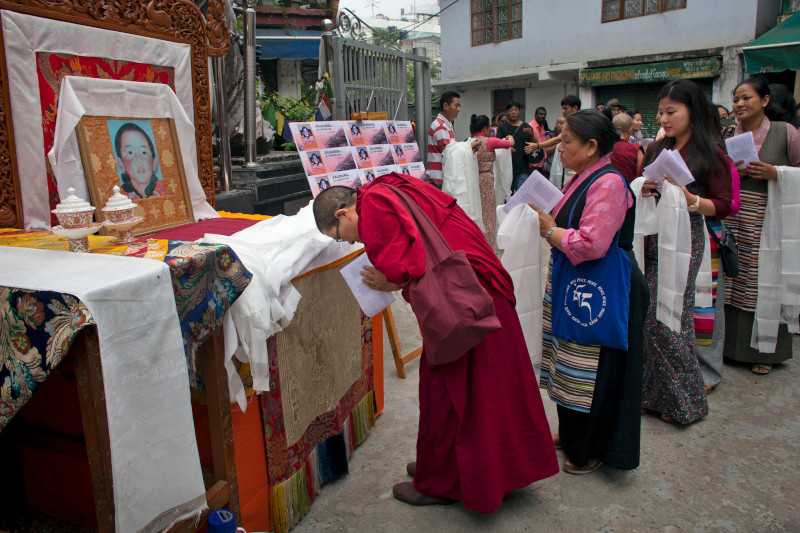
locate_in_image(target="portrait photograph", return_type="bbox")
[75,115,194,236]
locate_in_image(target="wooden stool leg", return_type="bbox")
[382,306,423,378]
[383,307,406,378]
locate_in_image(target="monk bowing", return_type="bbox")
[312,173,558,512]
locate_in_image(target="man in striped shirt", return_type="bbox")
[426,91,461,188]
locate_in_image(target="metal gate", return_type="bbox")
[322,27,432,161]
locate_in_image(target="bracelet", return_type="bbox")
[688,195,701,212]
[544,226,557,245]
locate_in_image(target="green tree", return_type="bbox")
[406,55,440,105]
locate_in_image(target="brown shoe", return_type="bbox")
[406,461,416,478]
[562,459,601,475]
[392,482,457,506]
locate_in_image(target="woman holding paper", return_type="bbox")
[724,77,800,375]
[639,80,733,424]
[470,114,515,249]
[532,110,649,475]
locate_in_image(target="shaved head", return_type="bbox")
[313,186,357,232]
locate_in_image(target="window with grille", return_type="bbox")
[602,0,686,23]
[783,0,800,15]
[471,0,523,46]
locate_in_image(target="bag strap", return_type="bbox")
[379,184,454,264]
[705,219,724,247]
[566,166,628,248]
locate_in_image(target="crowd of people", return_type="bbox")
[311,76,800,511]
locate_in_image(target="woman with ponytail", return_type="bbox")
[471,114,515,249]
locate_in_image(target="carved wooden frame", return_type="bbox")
[0,0,230,229]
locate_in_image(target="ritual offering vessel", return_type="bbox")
[102,186,144,244]
[51,187,104,252]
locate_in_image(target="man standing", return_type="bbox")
[312,175,558,512]
[528,107,550,173]
[426,91,460,189]
[496,101,534,193]
[547,95,581,189]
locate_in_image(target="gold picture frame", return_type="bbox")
[75,116,194,236]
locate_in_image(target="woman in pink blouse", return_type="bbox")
[530,110,649,475]
[470,114,514,249]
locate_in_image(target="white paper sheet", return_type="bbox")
[725,131,760,166]
[642,149,695,187]
[503,170,564,214]
[340,256,395,317]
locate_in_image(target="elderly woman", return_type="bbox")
[532,110,649,474]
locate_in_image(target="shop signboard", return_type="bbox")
[579,57,720,86]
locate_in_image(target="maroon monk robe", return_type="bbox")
[357,173,558,512]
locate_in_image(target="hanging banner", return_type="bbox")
[290,120,425,196]
[579,56,720,86]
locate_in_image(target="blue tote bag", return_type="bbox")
[550,171,630,351]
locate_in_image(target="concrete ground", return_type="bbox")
[293,298,800,533]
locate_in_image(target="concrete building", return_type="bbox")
[435,0,796,140]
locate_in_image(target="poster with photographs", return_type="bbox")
[290,120,426,196]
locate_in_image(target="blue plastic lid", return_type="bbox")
[207,509,236,533]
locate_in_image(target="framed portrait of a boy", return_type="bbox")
[75,116,194,235]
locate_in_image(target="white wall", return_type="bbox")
[448,81,578,141]
[278,60,302,98]
[441,0,768,82]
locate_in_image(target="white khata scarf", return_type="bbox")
[442,139,484,230]
[752,166,800,352]
[631,177,692,332]
[493,147,513,205]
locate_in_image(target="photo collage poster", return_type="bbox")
[289,120,426,197]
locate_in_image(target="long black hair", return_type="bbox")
[470,114,491,135]
[643,80,724,188]
[767,83,800,128]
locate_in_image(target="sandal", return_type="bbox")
[392,482,457,506]
[751,364,772,375]
[563,459,601,475]
[705,384,714,394]
[552,433,561,449]
[660,413,676,423]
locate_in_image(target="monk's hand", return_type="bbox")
[361,265,400,292]
[746,161,777,180]
[471,139,481,152]
[641,178,661,198]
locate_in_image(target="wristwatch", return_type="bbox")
[688,195,701,212]
[544,226,557,245]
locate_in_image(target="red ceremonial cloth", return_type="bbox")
[357,173,559,512]
[148,217,261,241]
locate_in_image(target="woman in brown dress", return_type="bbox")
[470,114,514,249]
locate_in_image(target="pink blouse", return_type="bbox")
[475,132,512,151]
[553,154,633,266]
[729,161,741,216]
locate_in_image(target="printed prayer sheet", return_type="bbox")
[725,131,760,167]
[642,149,695,187]
[503,170,564,214]
[340,255,396,317]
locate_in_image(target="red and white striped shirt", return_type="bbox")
[426,114,455,186]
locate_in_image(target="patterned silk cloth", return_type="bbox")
[0,229,252,432]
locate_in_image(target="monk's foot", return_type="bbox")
[392,482,456,506]
[406,461,416,478]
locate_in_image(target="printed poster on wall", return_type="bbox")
[290,120,426,197]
